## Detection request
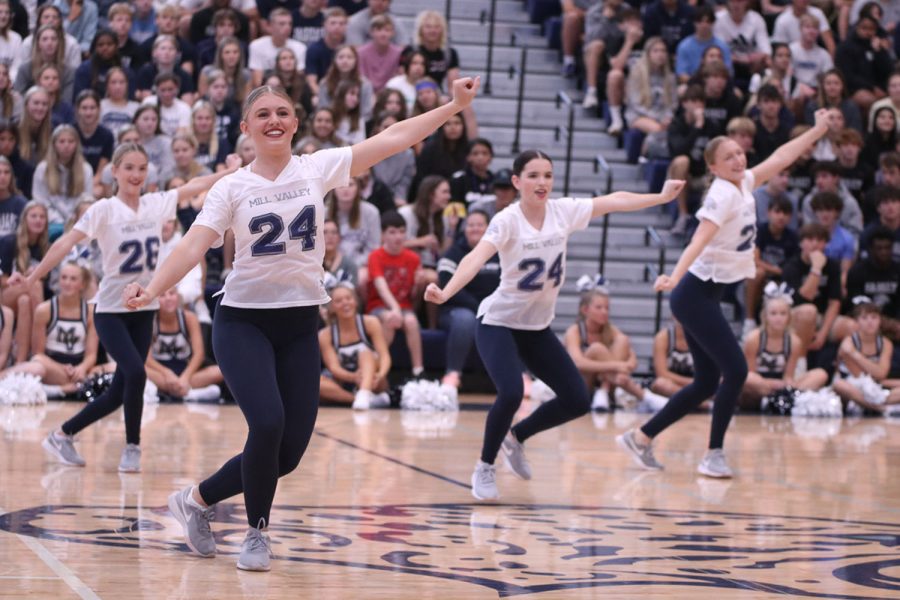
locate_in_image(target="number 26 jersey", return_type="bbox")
[193,147,352,308]
[478,197,593,330]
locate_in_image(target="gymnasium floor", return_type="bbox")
[1,399,900,599]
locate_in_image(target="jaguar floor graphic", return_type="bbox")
[2,503,900,597]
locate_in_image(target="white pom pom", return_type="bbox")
[400,380,459,412]
[0,374,48,406]
[792,388,843,418]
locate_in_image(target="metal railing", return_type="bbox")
[480,0,499,95]
[644,226,667,333]
[593,154,613,274]
[555,90,576,196]
[444,0,452,37]
[509,45,527,153]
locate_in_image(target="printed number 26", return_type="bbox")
[518,252,563,292]
[249,205,316,257]
[119,237,160,274]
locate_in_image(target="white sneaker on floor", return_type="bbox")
[697,448,733,478]
[352,389,373,410]
[185,384,220,402]
[471,461,499,501]
[369,392,391,408]
[591,388,610,412]
[143,381,158,404]
[614,387,638,408]
[641,389,669,412]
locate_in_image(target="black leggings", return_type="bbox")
[198,304,320,528]
[641,273,748,449]
[62,311,155,445]
[476,321,590,465]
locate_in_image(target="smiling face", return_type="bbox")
[24,205,47,236]
[464,212,488,247]
[708,138,747,184]
[111,150,150,197]
[26,90,49,122]
[513,157,553,204]
[329,285,359,319]
[240,91,299,153]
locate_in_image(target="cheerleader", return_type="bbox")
[16,143,239,473]
[124,78,481,571]
[651,320,694,397]
[740,282,828,410]
[144,288,223,402]
[617,109,832,478]
[426,149,684,500]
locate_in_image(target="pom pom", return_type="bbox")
[845,374,889,407]
[792,388,844,418]
[0,373,48,406]
[78,372,114,402]
[400,380,459,412]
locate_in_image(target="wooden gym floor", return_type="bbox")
[2,398,900,599]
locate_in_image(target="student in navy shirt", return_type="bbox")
[643,0,695,55]
[292,0,325,45]
[0,156,27,237]
[73,91,114,193]
[306,7,347,94]
[847,226,900,318]
[73,30,136,100]
[746,195,799,328]
[0,122,34,198]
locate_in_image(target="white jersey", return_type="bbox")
[74,190,178,312]
[478,197,593,330]
[193,147,352,308]
[689,170,757,283]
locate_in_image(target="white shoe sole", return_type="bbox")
[697,465,733,479]
[470,473,499,501]
[236,560,271,572]
[41,437,84,467]
[167,492,215,558]
[615,434,663,471]
[118,464,141,473]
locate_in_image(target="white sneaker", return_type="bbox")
[591,388,610,412]
[529,378,556,403]
[500,432,531,480]
[369,392,391,408]
[697,448,733,478]
[352,389,373,410]
[143,380,158,404]
[641,389,669,412]
[185,384,220,402]
[471,460,499,501]
[614,387,638,407]
[582,88,598,109]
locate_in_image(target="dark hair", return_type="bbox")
[875,185,900,205]
[835,127,863,147]
[767,195,793,214]
[879,150,900,170]
[154,71,181,89]
[467,208,490,223]
[771,42,789,56]
[857,13,878,28]
[467,137,493,155]
[757,84,783,104]
[682,84,705,103]
[88,29,121,92]
[799,222,830,242]
[512,149,552,176]
[413,174,448,245]
[212,7,241,31]
[810,191,843,212]
[694,4,715,22]
[75,89,100,109]
[380,210,406,231]
[701,60,729,80]
[852,301,881,319]
[868,224,895,246]
[812,160,841,177]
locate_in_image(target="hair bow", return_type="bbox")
[851,295,874,306]
[763,281,794,305]
[575,274,609,294]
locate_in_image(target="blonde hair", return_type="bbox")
[18,86,52,162]
[30,25,64,81]
[628,36,675,114]
[109,142,149,194]
[577,288,615,347]
[190,100,219,161]
[241,85,295,120]
[726,116,756,137]
[703,135,732,166]
[171,131,205,180]
[761,295,792,330]
[44,124,87,198]
[15,201,49,274]
[414,11,447,49]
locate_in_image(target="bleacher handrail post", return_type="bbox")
[483,0,498,95]
[511,46,527,153]
[556,91,574,196]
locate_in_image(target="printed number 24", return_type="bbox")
[518,252,563,291]
[736,223,756,252]
[249,205,316,256]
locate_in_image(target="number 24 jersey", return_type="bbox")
[478,197,593,330]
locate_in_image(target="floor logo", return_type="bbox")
[3,503,900,597]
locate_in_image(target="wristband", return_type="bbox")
[809,269,822,277]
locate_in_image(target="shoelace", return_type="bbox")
[478,466,496,485]
[196,507,215,535]
[245,529,273,556]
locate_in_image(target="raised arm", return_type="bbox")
[751,109,830,186]
[349,77,480,177]
[591,179,685,218]
[175,155,241,203]
[424,239,497,305]
[124,225,221,309]
[654,219,720,292]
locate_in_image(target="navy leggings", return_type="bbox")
[641,273,748,449]
[62,311,155,445]
[476,321,590,465]
[198,305,320,529]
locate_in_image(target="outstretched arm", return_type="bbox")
[425,239,497,305]
[17,229,88,287]
[124,226,220,309]
[751,109,830,186]
[175,154,241,203]
[654,219,720,292]
[350,77,480,177]
[591,179,685,218]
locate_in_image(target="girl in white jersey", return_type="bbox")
[425,149,685,501]
[16,143,239,473]
[124,78,481,572]
[616,109,833,479]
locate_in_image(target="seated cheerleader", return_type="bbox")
[563,276,669,412]
[833,299,900,412]
[28,261,97,396]
[651,319,694,398]
[144,288,223,402]
[319,282,392,410]
[740,283,829,411]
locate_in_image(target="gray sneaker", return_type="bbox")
[697,448,733,478]
[500,432,532,480]
[118,444,141,473]
[168,487,216,557]
[616,429,664,471]
[42,431,85,466]
[471,461,499,501]
[236,526,273,572]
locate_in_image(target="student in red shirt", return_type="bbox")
[366,210,424,376]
